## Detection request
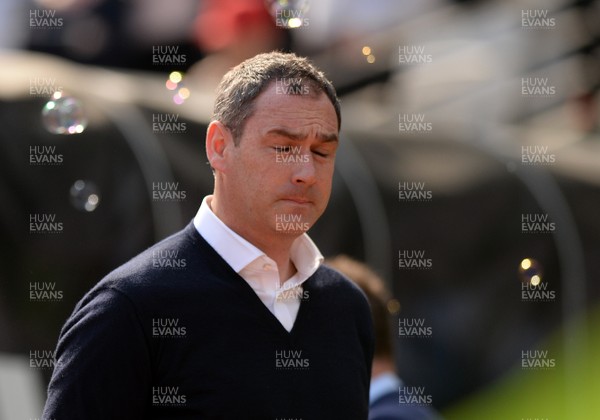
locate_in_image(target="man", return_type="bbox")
[326,255,441,420]
[43,52,374,419]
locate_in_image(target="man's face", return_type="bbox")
[219,82,339,241]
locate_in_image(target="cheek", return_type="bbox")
[318,163,335,186]
[314,167,334,205]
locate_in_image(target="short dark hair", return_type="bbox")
[325,255,394,360]
[212,51,341,144]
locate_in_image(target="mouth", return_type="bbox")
[281,197,312,205]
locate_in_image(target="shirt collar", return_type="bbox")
[370,372,403,404]
[193,195,323,277]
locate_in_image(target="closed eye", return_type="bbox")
[274,146,292,153]
[313,146,337,158]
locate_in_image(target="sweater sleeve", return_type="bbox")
[43,287,152,420]
[357,284,376,406]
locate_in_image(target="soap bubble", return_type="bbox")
[518,258,543,286]
[266,0,310,29]
[70,180,100,212]
[42,92,88,135]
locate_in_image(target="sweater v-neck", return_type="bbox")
[187,224,313,338]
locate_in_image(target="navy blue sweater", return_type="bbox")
[43,222,374,419]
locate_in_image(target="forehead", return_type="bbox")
[247,82,339,133]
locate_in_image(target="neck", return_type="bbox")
[239,235,299,284]
[275,258,298,284]
[250,236,298,282]
[210,195,299,283]
[371,357,396,380]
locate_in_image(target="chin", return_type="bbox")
[272,218,313,236]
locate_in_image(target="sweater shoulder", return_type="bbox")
[310,265,369,304]
[84,223,204,303]
[109,223,196,277]
[311,265,360,289]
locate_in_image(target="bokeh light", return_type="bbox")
[69,180,100,212]
[362,46,376,63]
[41,92,88,135]
[178,88,191,100]
[387,299,401,315]
[173,94,184,105]
[518,258,543,286]
[165,79,178,91]
[169,71,183,84]
[287,18,302,28]
[266,0,310,29]
[164,72,190,105]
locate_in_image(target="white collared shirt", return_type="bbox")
[370,372,403,404]
[193,195,323,332]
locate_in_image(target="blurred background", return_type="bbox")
[0,0,599,419]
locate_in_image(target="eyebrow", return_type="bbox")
[265,128,338,143]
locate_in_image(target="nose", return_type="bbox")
[292,154,317,185]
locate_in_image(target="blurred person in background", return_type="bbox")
[42,51,374,419]
[327,255,442,420]
[186,0,291,100]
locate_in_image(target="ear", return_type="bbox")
[206,121,233,172]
